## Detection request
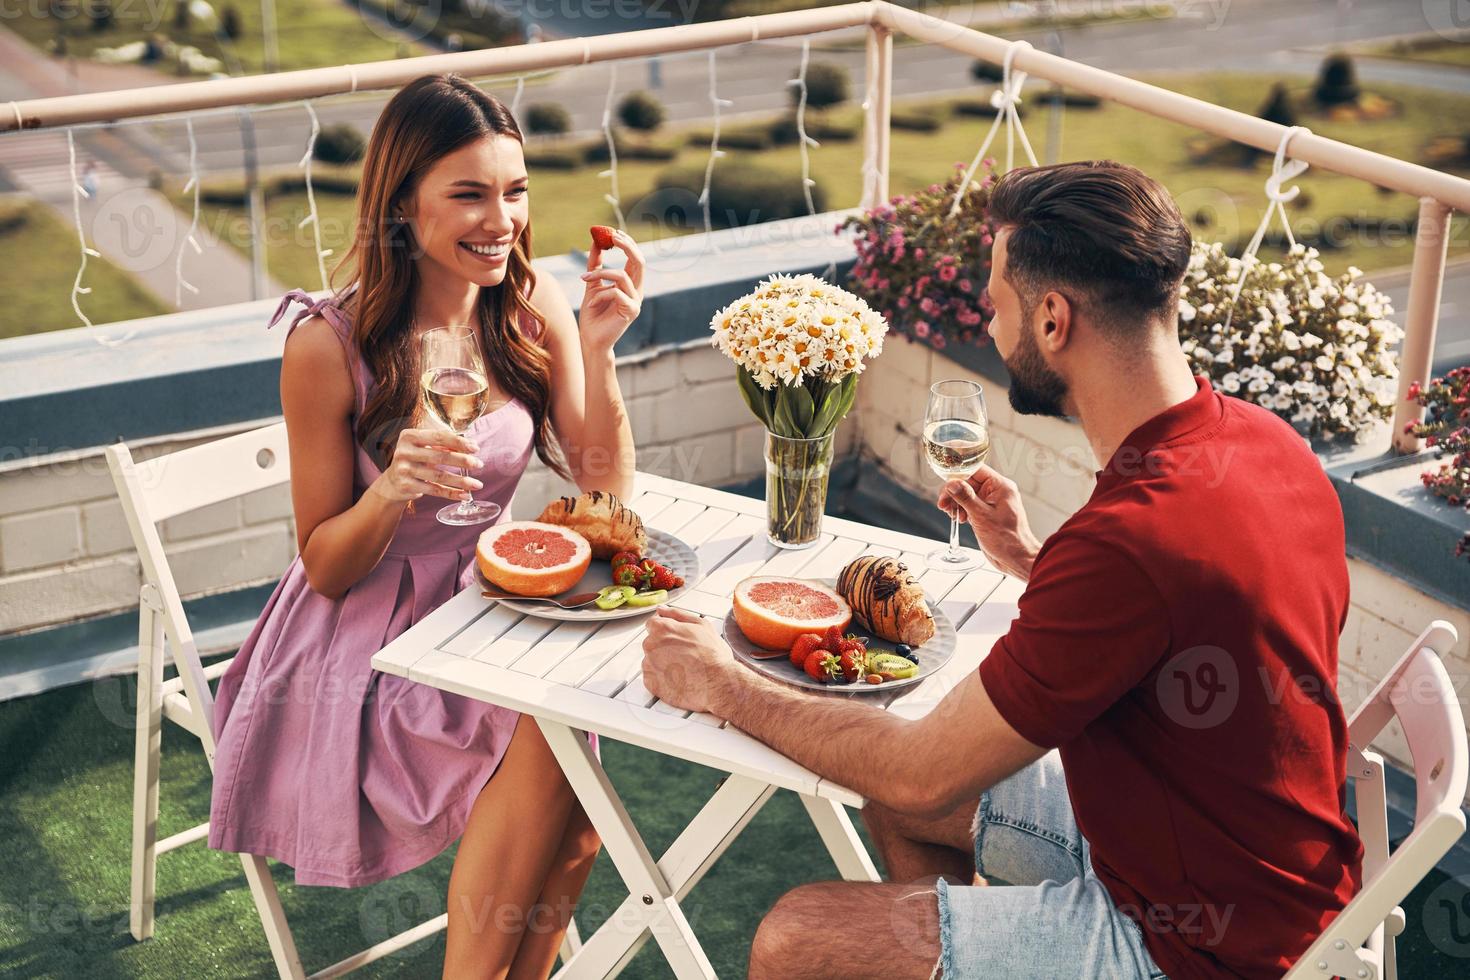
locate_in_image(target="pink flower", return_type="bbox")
[917,276,931,291]
[939,265,958,283]
[876,277,889,290]
[897,296,910,309]
[914,320,930,337]
[914,248,925,261]
[980,233,993,247]
[932,333,947,350]
[959,279,973,293]
[920,297,936,314]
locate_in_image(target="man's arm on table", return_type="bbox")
[640,606,1045,816]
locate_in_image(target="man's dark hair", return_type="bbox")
[987,160,1191,332]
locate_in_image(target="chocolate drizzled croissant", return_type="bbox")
[536,490,647,559]
[836,556,936,646]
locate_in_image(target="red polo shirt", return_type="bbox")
[980,375,1362,979]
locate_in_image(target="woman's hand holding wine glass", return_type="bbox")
[418,326,503,526]
[369,427,484,508]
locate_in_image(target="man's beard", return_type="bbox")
[1003,315,1069,418]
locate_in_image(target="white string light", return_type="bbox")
[174,118,203,304]
[1224,125,1312,330]
[699,50,733,243]
[599,61,625,231]
[297,101,332,291]
[950,39,1039,218]
[510,76,526,118]
[65,129,99,330]
[788,38,820,217]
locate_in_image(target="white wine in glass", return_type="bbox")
[420,326,502,526]
[924,380,989,570]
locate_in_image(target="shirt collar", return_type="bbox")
[1096,375,1224,485]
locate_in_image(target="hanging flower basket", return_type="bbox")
[709,273,888,548]
[1178,240,1403,442]
[840,162,996,353]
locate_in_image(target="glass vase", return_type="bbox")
[764,430,835,550]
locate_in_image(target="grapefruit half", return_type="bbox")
[731,576,851,651]
[476,521,592,597]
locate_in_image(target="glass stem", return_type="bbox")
[949,510,962,559]
[455,464,472,515]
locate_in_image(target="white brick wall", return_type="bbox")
[860,336,1470,797]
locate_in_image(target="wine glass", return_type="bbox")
[923,379,990,571]
[420,327,502,526]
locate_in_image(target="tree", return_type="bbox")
[617,91,665,134]
[523,102,571,138]
[314,123,365,165]
[173,0,189,29]
[797,61,849,113]
[220,3,243,41]
[1313,53,1360,107]
[1256,82,1297,128]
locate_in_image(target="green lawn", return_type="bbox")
[198,72,1470,293]
[0,660,874,978]
[0,200,168,338]
[7,0,422,76]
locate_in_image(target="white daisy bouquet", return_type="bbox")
[710,272,889,440]
[1178,241,1402,441]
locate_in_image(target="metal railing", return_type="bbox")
[3,0,1464,454]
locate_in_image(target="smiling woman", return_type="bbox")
[205,73,642,980]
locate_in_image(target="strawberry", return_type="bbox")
[789,632,824,669]
[648,563,683,591]
[589,225,617,250]
[837,636,867,659]
[610,550,641,571]
[821,624,846,653]
[613,563,644,588]
[804,650,841,684]
[837,649,865,683]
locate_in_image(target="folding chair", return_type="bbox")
[1286,620,1466,980]
[107,422,581,978]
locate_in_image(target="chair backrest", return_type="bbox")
[1286,620,1466,980]
[105,423,291,752]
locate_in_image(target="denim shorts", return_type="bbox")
[934,751,1169,979]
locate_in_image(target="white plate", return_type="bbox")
[475,527,701,622]
[723,578,957,693]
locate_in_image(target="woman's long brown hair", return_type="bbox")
[334,73,569,479]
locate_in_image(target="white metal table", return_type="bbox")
[371,471,1024,979]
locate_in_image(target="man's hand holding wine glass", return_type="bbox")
[937,463,1043,582]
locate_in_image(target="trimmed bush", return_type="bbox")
[524,148,586,170]
[523,102,571,137]
[952,97,1028,119]
[172,0,188,28]
[1313,53,1360,107]
[970,59,1003,83]
[617,91,665,133]
[87,0,113,30]
[685,125,772,151]
[583,134,679,163]
[890,108,943,132]
[769,113,857,145]
[652,162,825,229]
[797,61,849,111]
[0,200,30,235]
[313,124,365,166]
